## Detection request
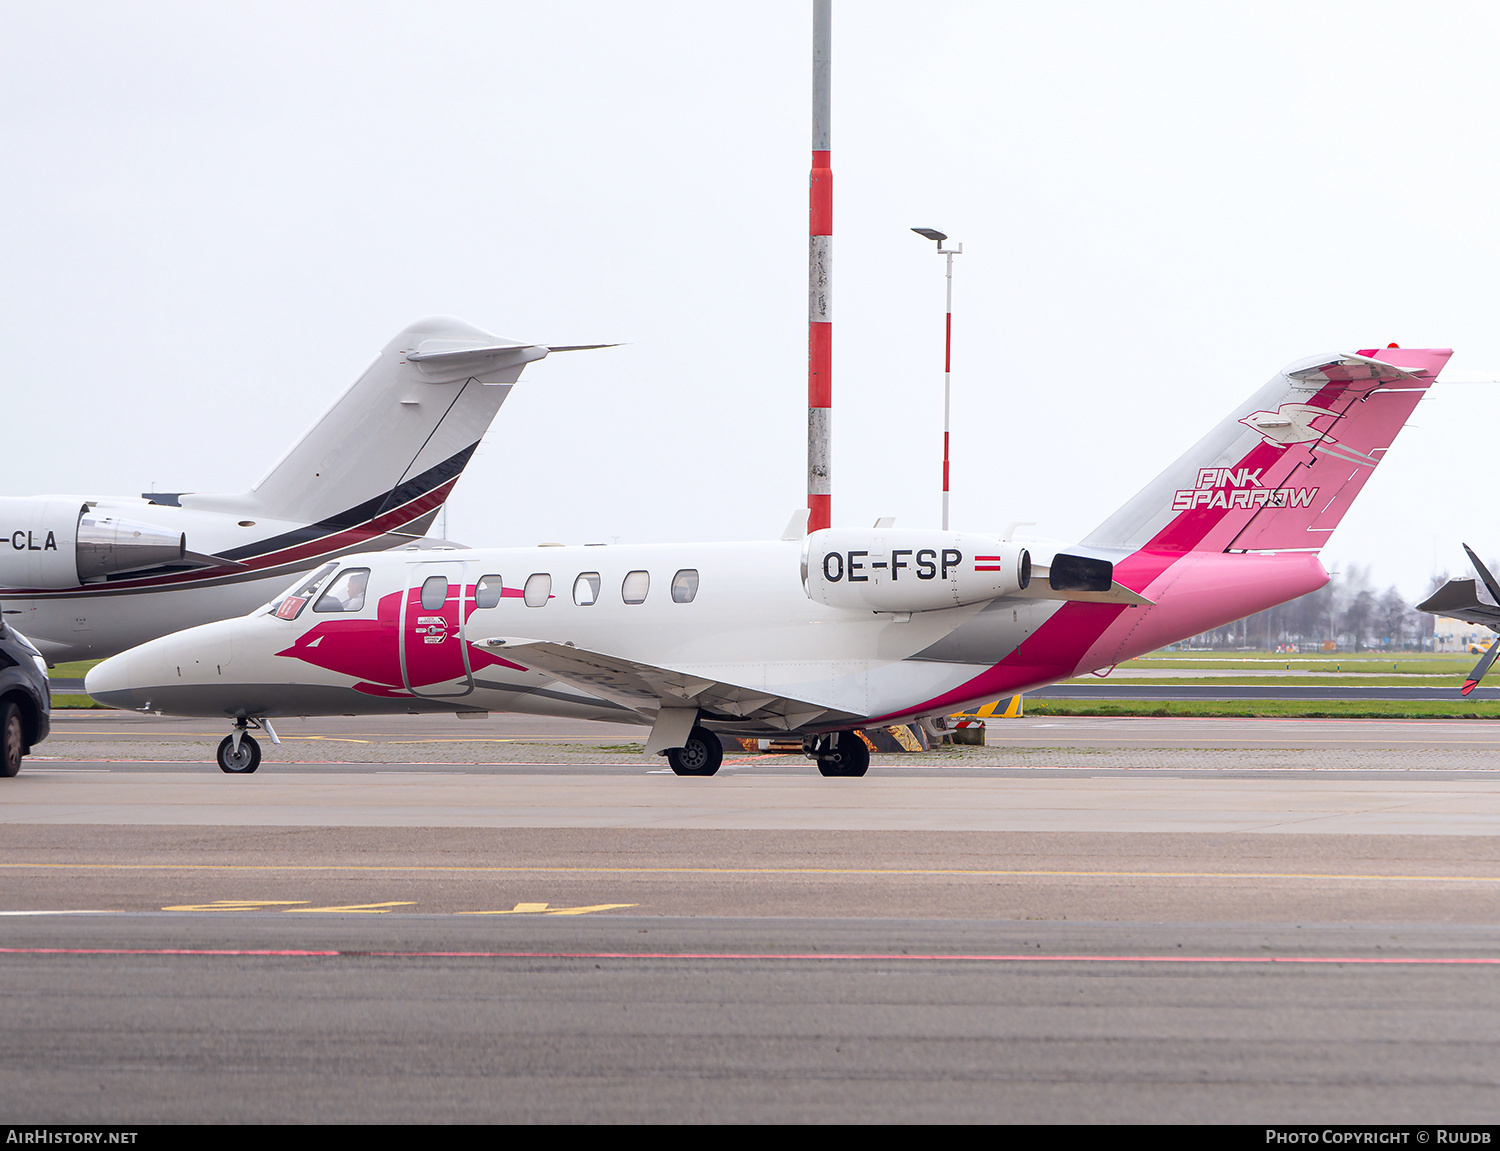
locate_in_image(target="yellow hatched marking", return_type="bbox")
[461,902,552,915]
[459,902,639,916]
[161,900,310,912]
[284,901,416,914]
[952,696,1021,720]
[890,725,923,752]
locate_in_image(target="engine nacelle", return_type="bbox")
[802,528,1032,612]
[0,498,186,589]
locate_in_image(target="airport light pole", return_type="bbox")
[912,227,962,530]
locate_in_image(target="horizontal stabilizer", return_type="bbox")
[1284,353,1430,384]
[475,637,849,730]
[407,341,619,366]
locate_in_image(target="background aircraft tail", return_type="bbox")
[178,316,552,536]
[1082,346,1451,555]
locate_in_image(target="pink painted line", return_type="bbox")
[0,947,342,956]
[3,947,1497,965]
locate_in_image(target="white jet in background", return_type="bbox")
[1,317,608,661]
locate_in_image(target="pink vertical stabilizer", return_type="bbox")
[1084,347,1451,558]
[880,347,1451,722]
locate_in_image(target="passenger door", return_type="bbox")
[399,561,474,697]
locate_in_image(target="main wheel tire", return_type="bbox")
[217,733,261,774]
[0,701,24,778]
[816,731,870,778]
[665,726,723,776]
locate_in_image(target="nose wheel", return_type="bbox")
[217,732,261,774]
[216,717,278,774]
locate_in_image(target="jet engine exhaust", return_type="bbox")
[75,514,186,581]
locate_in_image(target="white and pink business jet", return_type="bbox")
[86,345,1450,777]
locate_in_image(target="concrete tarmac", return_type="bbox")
[4,712,1500,1123]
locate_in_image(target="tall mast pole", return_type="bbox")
[942,246,953,531]
[807,0,832,533]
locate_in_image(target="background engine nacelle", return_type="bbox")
[802,528,1032,612]
[0,497,186,589]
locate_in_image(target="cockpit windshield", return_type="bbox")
[264,563,339,621]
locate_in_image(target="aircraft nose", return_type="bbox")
[86,616,243,714]
[85,649,140,710]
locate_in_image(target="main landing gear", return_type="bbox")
[664,725,724,776]
[806,731,870,777]
[216,717,280,774]
[658,726,871,778]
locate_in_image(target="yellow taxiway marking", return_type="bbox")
[15,863,1498,883]
[458,902,638,916]
[154,899,634,916]
[160,900,415,913]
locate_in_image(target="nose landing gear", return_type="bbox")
[216,717,279,774]
[806,730,870,777]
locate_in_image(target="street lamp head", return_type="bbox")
[911,227,947,245]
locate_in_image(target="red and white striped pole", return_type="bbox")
[912,227,962,529]
[807,0,832,532]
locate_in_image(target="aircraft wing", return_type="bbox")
[474,637,856,731]
[1417,579,1500,631]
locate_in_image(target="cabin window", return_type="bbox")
[269,562,338,620]
[621,570,650,604]
[573,572,601,606]
[671,569,699,603]
[420,575,449,610]
[314,568,370,613]
[524,573,552,607]
[474,574,504,609]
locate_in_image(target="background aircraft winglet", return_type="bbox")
[1417,544,1500,695]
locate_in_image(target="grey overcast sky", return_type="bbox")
[3,1,1498,598]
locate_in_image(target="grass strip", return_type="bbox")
[1025,699,1500,719]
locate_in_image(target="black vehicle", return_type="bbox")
[0,609,50,776]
